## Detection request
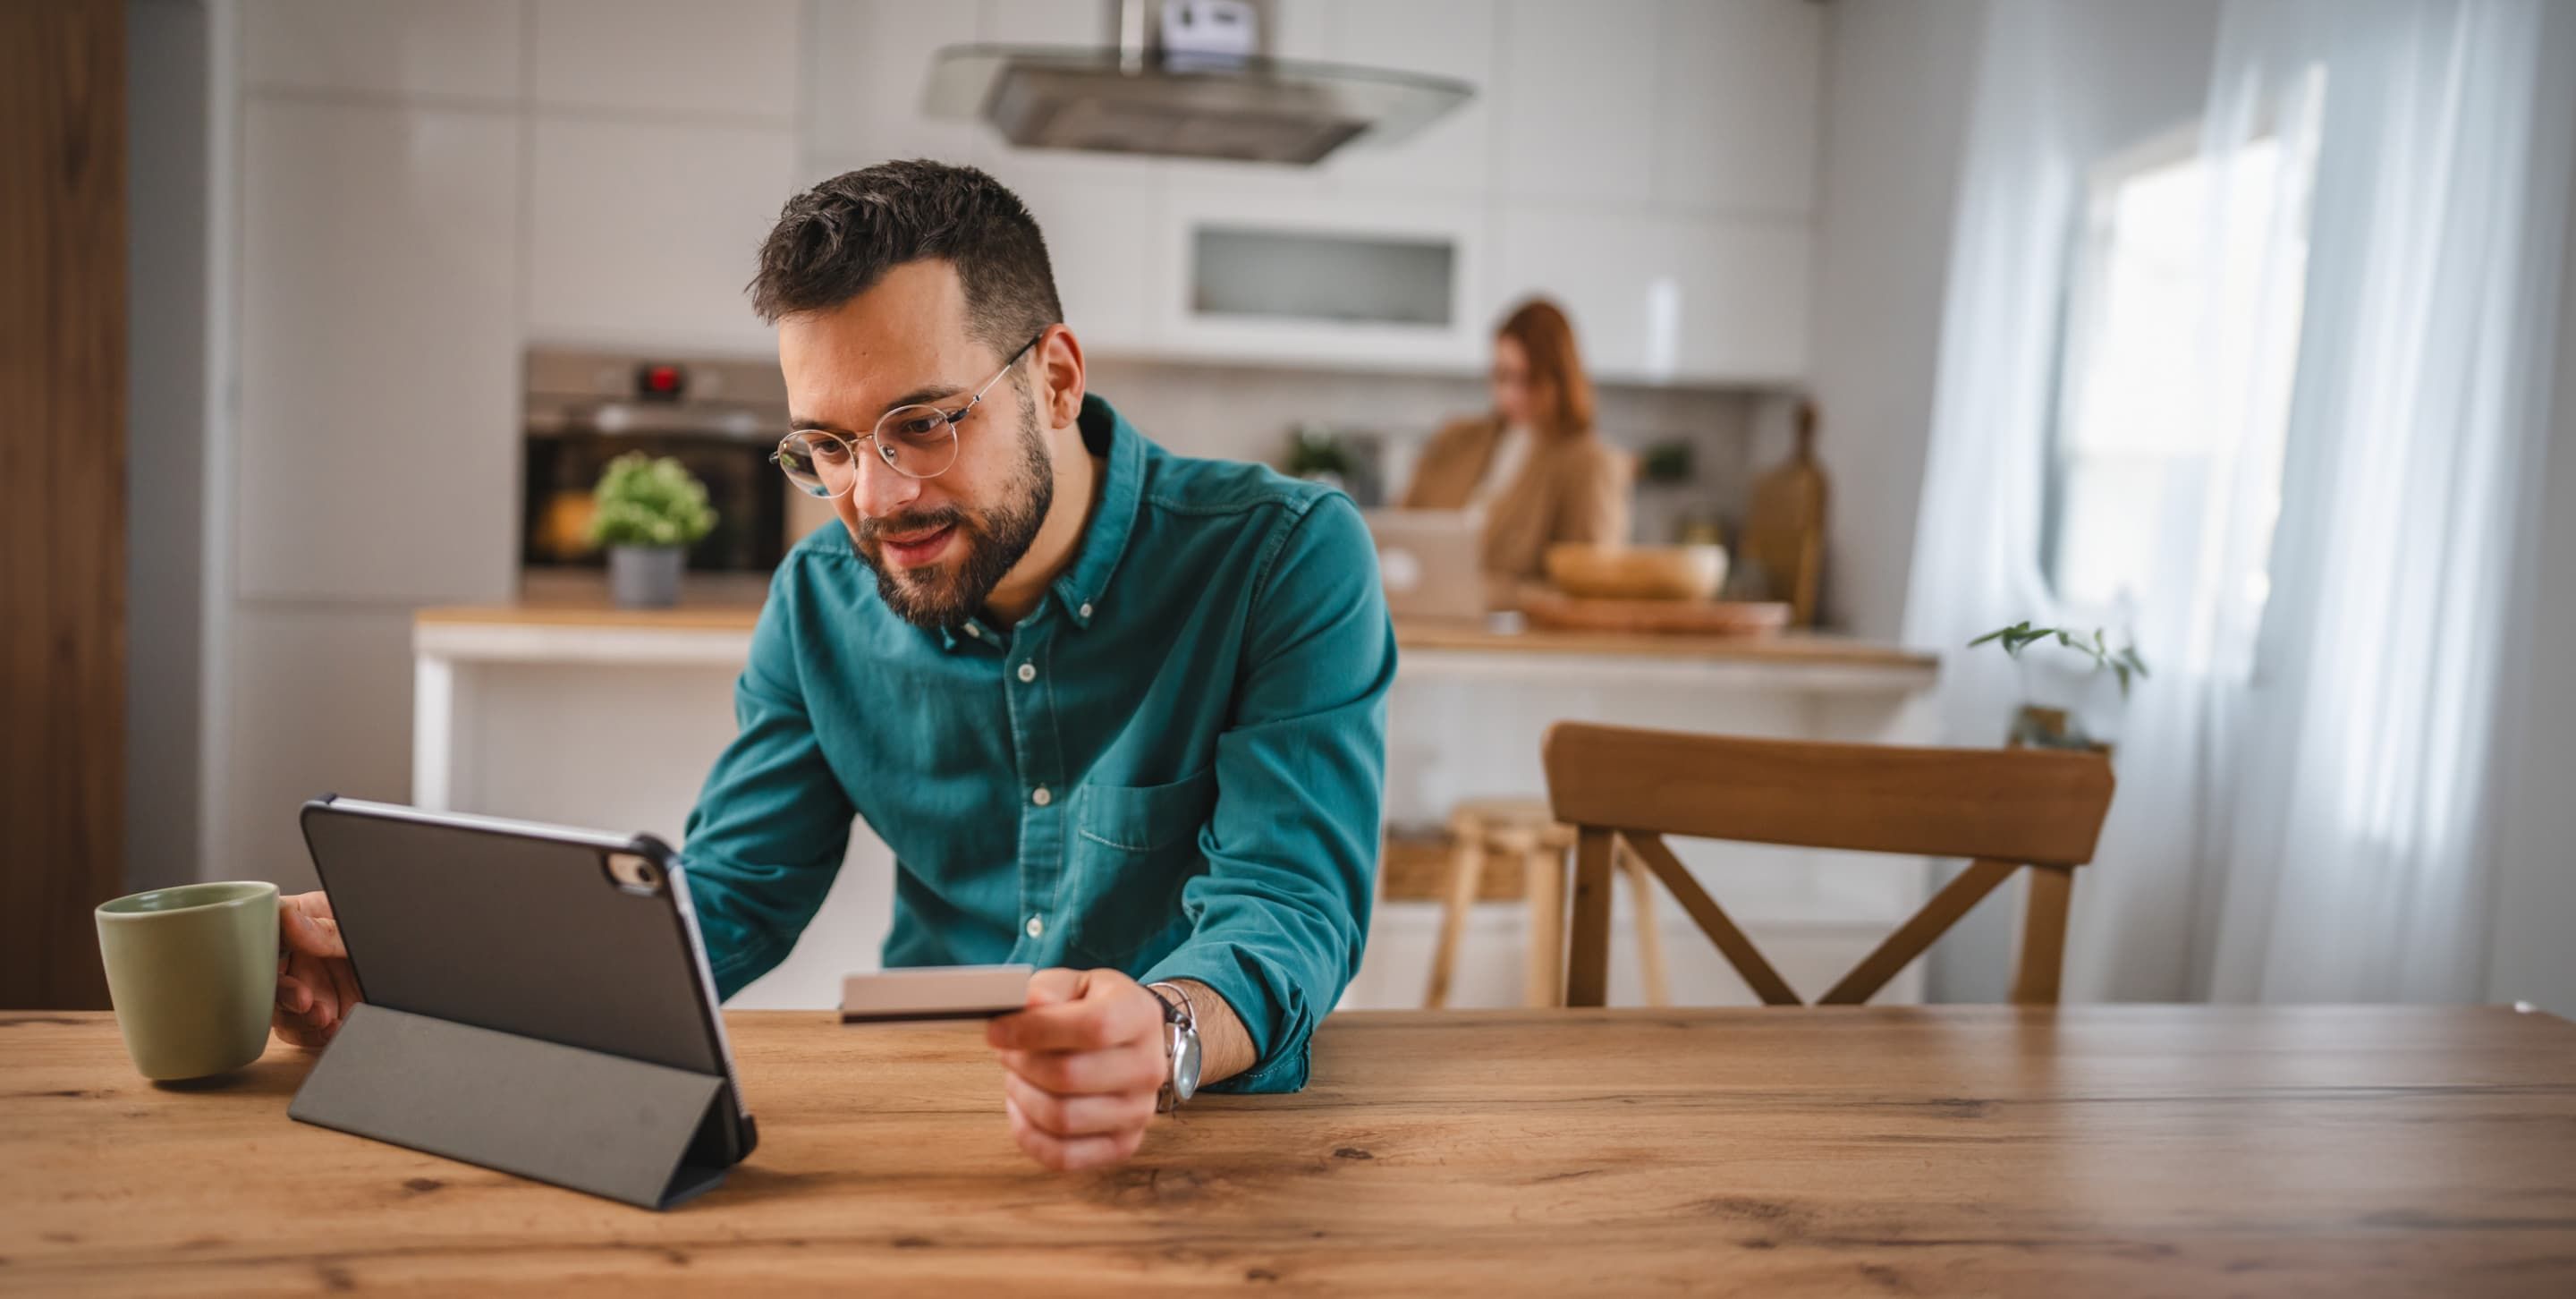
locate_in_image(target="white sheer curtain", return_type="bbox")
[1903,0,2576,1002]
[2199,0,2575,1000]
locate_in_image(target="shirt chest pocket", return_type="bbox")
[1062,768,1218,964]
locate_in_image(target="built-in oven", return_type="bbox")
[521,348,832,574]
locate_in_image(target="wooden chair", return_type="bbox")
[1539,723,2115,1007]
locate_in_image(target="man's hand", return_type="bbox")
[986,968,1169,1171]
[273,891,360,1049]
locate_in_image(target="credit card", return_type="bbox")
[839,964,1035,1023]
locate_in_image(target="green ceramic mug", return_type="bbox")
[94,881,279,1081]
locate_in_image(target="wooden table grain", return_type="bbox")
[4,1006,2573,1296]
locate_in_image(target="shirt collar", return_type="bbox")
[1047,394,1143,632]
[920,394,1140,650]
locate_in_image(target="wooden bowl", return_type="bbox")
[1543,543,1728,601]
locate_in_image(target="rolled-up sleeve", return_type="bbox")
[679,560,856,1000]
[1140,494,1394,1092]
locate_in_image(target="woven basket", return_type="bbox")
[1380,830,1534,902]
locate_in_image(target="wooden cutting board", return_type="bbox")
[1520,590,1792,635]
[1738,398,1828,626]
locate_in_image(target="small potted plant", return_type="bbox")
[588,453,717,609]
[1968,622,2148,753]
[1284,425,1355,489]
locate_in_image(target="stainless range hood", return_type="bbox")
[923,0,1472,166]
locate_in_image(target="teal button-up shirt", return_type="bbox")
[679,395,1394,1092]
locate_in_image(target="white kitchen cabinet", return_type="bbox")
[213,607,419,892]
[530,0,801,122]
[1321,0,1497,199]
[1497,207,1809,385]
[1499,0,1821,219]
[236,98,522,605]
[1496,0,1658,206]
[1000,170,1165,356]
[1159,190,1487,372]
[527,117,797,353]
[1653,0,1824,216]
[806,0,986,169]
[242,0,523,102]
[791,0,1818,380]
[978,0,1106,45]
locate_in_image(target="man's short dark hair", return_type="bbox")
[748,160,1063,354]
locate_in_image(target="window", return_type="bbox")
[2039,98,2320,667]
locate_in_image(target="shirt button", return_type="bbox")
[1025,914,1045,939]
[964,624,981,639]
[1016,662,1037,683]
[1031,785,1052,807]
[1079,602,1093,619]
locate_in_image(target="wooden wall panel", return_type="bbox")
[1,0,125,1009]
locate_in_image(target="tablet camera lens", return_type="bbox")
[603,852,663,894]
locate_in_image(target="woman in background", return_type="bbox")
[1401,298,1631,586]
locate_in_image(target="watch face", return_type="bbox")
[1171,1026,1202,1102]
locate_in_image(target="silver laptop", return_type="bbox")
[1362,508,1487,621]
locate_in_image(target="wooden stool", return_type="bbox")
[1419,799,1668,1009]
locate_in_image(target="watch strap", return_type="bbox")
[1147,980,1194,1028]
[1146,981,1198,1112]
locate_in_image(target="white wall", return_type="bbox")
[1802,0,1986,641]
[2482,113,2576,1015]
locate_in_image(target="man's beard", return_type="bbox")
[852,388,1054,631]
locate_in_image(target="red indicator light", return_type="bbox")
[634,362,687,401]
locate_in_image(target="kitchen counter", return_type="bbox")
[416,595,1939,684]
[410,586,1942,1011]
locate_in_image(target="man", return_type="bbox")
[271,160,1395,1171]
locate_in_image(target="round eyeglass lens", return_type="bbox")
[873,405,961,479]
[776,429,863,498]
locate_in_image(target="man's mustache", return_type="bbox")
[858,505,970,545]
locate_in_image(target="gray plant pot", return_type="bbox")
[607,545,685,608]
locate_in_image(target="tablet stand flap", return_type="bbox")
[289,1002,732,1210]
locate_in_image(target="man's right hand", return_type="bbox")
[274,891,360,1049]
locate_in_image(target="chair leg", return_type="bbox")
[1425,825,1487,1009]
[1621,853,1669,1006]
[2010,864,2074,1006]
[1523,842,1565,1007]
[1566,828,1617,1006]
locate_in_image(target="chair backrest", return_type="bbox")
[1540,722,2115,1007]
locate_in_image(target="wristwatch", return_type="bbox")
[1147,981,1201,1112]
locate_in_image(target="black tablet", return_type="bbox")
[296,796,757,1176]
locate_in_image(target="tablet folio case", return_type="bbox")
[290,1003,735,1210]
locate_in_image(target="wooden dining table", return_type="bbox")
[4,1005,2573,1296]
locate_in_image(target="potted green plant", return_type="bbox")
[1968,622,2148,753]
[1284,425,1355,489]
[588,453,718,609]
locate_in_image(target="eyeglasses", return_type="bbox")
[773,331,1046,497]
